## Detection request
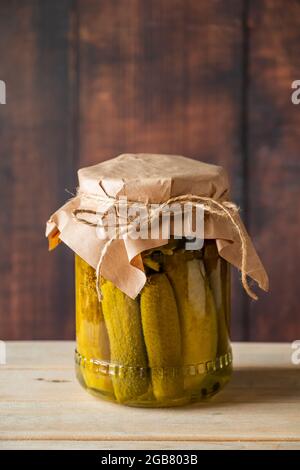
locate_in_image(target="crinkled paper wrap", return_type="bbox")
[46,153,269,298]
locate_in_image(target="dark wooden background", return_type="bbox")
[0,0,299,341]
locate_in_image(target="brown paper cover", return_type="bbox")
[46,154,268,298]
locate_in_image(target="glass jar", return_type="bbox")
[75,239,232,407]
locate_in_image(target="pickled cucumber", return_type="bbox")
[165,252,218,392]
[204,241,230,355]
[101,279,149,404]
[140,273,184,402]
[75,256,113,396]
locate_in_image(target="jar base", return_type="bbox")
[75,349,233,408]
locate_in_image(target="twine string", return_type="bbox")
[72,193,257,301]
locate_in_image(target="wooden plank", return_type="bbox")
[78,0,246,339]
[3,341,74,369]
[1,440,300,450]
[0,1,77,340]
[2,347,298,402]
[247,1,300,340]
[0,402,299,441]
[0,342,299,446]
[2,341,294,368]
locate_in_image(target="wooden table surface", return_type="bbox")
[0,342,299,450]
